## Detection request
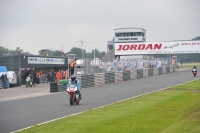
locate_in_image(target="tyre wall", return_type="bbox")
[50,65,174,91]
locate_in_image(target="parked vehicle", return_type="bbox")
[7,71,17,87]
[0,66,7,72]
[66,84,81,105]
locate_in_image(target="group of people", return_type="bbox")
[45,59,77,83]
[47,69,69,83]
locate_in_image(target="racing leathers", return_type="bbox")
[67,79,82,99]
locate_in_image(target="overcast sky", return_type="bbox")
[0,0,200,55]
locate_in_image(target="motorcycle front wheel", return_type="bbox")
[69,94,74,106]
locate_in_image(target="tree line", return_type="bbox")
[0,36,199,62]
[0,45,106,59]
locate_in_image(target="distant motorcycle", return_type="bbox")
[192,69,197,77]
[66,84,81,106]
[26,77,36,88]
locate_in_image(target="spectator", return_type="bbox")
[69,59,77,76]
[36,71,40,84]
[56,70,61,83]
[173,57,177,68]
[123,66,128,72]
[1,74,5,86]
[65,70,69,79]
[61,71,65,80]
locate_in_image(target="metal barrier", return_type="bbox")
[143,68,148,78]
[94,73,105,86]
[105,72,115,84]
[123,71,130,81]
[115,71,123,82]
[148,68,154,76]
[40,74,47,83]
[137,69,143,79]
[162,66,167,74]
[58,84,66,92]
[50,65,175,92]
[158,67,163,75]
[166,66,170,73]
[154,67,158,76]
[75,57,175,75]
[130,70,137,80]
[80,75,94,88]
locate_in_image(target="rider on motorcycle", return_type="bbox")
[192,65,197,72]
[26,74,31,83]
[67,74,82,99]
[26,74,35,86]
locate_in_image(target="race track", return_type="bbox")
[0,69,198,133]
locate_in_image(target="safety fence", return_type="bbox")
[76,65,174,89]
[39,74,47,83]
[52,65,174,92]
[75,57,175,75]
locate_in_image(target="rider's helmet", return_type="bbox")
[71,74,76,81]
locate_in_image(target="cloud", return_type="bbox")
[0,0,200,55]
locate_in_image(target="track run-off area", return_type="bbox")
[0,68,198,133]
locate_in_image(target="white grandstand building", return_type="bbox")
[104,27,146,59]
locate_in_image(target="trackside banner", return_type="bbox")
[115,41,200,55]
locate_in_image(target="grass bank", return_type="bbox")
[179,63,200,68]
[18,79,200,133]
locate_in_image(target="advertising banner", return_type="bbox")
[28,57,65,64]
[115,41,200,55]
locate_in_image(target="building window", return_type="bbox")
[133,33,137,36]
[120,33,123,37]
[115,33,119,37]
[123,33,127,36]
[130,32,133,36]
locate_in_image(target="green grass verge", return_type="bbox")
[18,79,200,133]
[179,64,200,69]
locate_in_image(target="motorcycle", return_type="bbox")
[66,84,81,106]
[26,77,36,88]
[192,69,197,77]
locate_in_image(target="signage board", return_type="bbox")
[28,57,65,64]
[115,41,200,55]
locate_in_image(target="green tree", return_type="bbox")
[53,50,64,56]
[0,46,9,56]
[67,47,85,58]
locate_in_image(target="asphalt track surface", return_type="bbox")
[0,69,198,133]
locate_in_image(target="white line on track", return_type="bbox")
[0,92,54,103]
[11,78,200,133]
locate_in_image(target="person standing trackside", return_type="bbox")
[69,58,77,76]
[173,57,177,69]
[56,70,61,83]
[65,70,69,79]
